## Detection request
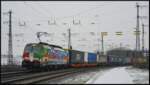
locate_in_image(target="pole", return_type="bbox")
[136,3,140,51]
[98,38,100,54]
[142,24,144,53]
[68,28,71,50]
[101,34,104,55]
[68,28,72,64]
[8,10,13,65]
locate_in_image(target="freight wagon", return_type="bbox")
[97,55,107,66]
[132,56,147,65]
[69,50,97,67]
[107,55,127,66]
[131,50,148,66]
[70,50,85,67]
[85,52,97,67]
[123,57,132,65]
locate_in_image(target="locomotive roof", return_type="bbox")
[39,42,63,49]
[26,42,63,49]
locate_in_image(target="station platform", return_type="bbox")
[86,67,133,84]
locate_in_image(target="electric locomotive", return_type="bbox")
[22,42,69,69]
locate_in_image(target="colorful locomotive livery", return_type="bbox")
[22,42,69,69]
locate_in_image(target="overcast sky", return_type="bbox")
[1,1,149,56]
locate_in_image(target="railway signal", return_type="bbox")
[48,20,56,25]
[115,32,123,36]
[73,19,81,25]
[101,32,108,36]
[134,30,140,35]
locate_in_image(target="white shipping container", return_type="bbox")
[98,56,107,63]
[84,52,88,63]
[97,54,99,62]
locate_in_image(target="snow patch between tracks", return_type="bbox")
[86,67,134,84]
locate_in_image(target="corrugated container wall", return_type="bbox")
[70,50,84,64]
[99,56,107,63]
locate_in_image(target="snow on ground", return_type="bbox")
[125,66,149,84]
[46,67,112,84]
[86,66,133,84]
[45,66,149,84]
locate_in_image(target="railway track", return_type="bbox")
[38,67,101,84]
[1,70,33,79]
[1,65,26,73]
[1,68,81,84]
[2,67,101,84]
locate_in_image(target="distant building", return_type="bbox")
[106,48,133,58]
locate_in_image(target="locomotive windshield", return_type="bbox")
[24,44,34,52]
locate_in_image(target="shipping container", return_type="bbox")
[96,55,108,66]
[88,52,97,64]
[98,56,107,64]
[132,56,148,68]
[137,57,147,64]
[84,52,88,63]
[124,57,132,64]
[70,50,84,64]
[107,55,125,65]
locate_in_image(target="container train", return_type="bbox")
[22,42,147,70]
[22,42,98,69]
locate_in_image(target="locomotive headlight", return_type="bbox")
[30,53,33,61]
[24,56,29,60]
[23,52,29,60]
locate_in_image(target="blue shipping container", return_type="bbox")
[88,53,97,63]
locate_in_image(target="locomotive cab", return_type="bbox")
[22,42,69,70]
